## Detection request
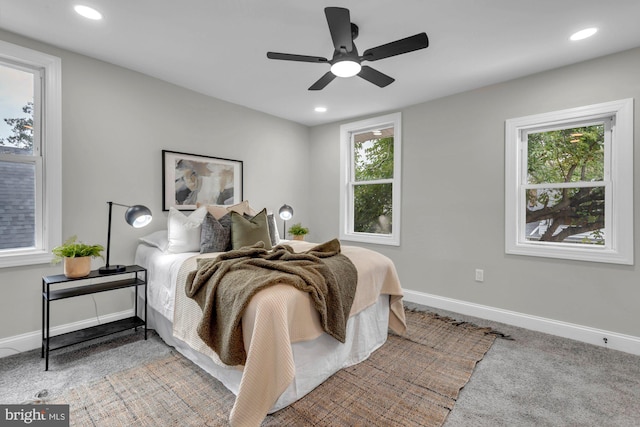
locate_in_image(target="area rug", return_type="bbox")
[53,309,498,426]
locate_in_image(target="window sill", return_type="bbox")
[340,232,400,247]
[506,241,633,265]
[0,250,54,268]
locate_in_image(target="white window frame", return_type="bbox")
[505,99,633,265]
[340,112,401,246]
[0,40,61,268]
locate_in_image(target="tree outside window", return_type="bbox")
[0,101,34,152]
[353,132,394,234]
[340,112,401,246]
[525,124,605,245]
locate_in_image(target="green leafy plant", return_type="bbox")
[51,236,104,264]
[288,223,309,236]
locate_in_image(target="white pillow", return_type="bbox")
[139,230,169,251]
[167,207,207,253]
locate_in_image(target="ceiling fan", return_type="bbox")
[266,7,429,91]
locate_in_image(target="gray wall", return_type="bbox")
[1,27,638,345]
[309,47,640,337]
[0,30,309,339]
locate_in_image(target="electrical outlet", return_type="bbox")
[475,269,484,282]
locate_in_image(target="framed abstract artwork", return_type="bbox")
[162,150,243,211]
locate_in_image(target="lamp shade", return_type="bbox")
[125,205,152,228]
[279,204,294,220]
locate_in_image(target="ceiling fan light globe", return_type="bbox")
[331,60,361,78]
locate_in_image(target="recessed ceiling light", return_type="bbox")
[74,5,103,20]
[314,107,327,113]
[570,28,597,41]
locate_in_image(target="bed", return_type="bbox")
[135,233,405,426]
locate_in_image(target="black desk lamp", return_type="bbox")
[278,204,294,239]
[99,201,152,273]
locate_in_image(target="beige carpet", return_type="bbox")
[53,310,497,426]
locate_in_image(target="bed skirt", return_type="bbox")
[140,294,390,412]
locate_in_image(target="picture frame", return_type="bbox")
[162,150,243,211]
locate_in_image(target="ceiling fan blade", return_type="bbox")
[362,33,429,62]
[358,66,395,88]
[325,7,353,52]
[267,52,328,63]
[308,71,336,91]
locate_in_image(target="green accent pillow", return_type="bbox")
[231,208,273,250]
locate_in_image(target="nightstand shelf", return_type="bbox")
[46,316,145,352]
[42,265,147,370]
[45,277,145,300]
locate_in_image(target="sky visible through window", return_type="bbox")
[0,64,33,142]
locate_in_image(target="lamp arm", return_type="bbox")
[110,202,131,208]
[104,201,136,268]
[104,201,114,268]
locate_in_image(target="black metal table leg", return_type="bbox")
[144,269,148,340]
[41,278,45,359]
[45,289,50,371]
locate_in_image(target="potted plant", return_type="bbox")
[288,223,309,241]
[52,236,104,278]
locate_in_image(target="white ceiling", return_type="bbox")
[1,0,639,126]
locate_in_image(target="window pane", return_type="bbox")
[354,128,394,181]
[354,183,392,234]
[0,160,36,249]
[525,186,605,245]
[0,63,34,155]
[527,125,604,185]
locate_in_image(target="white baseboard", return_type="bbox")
[403,289,640,356]
[0,309,134,358]
[4,292,638,358]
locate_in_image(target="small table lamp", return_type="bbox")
[278,204,294,239]
[99,201,152,274]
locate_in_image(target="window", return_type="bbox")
[340,112,401,246]
[505,99,633,264]
[0,40,61,268]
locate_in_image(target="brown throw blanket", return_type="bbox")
[184,239,358,366]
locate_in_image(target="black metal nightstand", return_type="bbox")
[41,265,147,371]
